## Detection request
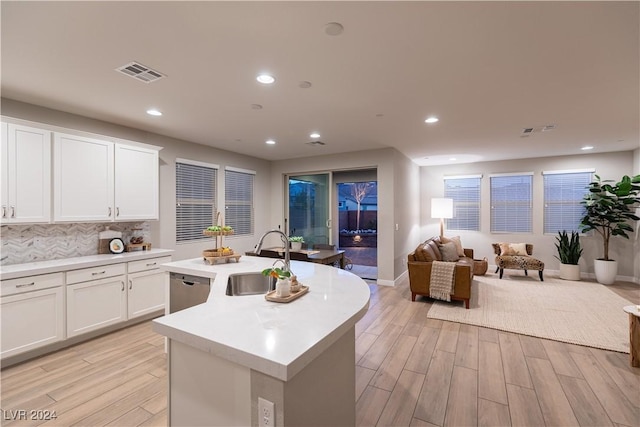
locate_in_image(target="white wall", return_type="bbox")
[393,150,421,279]
[420,151,638,280]
[1,99,272,261]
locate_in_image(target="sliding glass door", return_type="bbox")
[286,173,331,246]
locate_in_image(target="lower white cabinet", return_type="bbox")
[66,275,127,338]
[1,287,64,358]
[128,269,166,319]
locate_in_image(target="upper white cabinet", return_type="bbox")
[115,144,159,220]
[53,133,159,222]
[54,133,114,222]
[1,123,52,224]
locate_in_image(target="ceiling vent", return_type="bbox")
[115,62,165,83]
[307,140,326,146]
[542,124,556,132]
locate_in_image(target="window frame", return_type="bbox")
[490,172,533,234]
[175,158,219,244]
[444,174,482,232]
[542,169,594,234]
[224,166,255,237]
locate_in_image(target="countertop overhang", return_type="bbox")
[152,256,371,381]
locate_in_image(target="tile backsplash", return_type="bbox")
[0,222,151,266]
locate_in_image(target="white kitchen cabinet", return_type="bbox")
[66,273,127,338]
[54,132,114,222]
[0,273,64,358]
[53,133,159,222]
[1,122,52,224]
[126,256,170,319]
[115,144,159,220]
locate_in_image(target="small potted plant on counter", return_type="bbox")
[262,266,291,297]
[554,230,583,281]
[289,236,305,251]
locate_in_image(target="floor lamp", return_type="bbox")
[431,198,453,239]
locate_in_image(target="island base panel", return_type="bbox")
[251,327,356,426]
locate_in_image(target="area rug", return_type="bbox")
[426,274,632,353]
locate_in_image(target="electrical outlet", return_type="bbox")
[258,397,274,427]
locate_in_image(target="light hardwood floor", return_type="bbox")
[1,276,638,427]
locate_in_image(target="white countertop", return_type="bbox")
[0,249,174,280]
[153,256,371,381]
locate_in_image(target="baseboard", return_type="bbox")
[489,264,640,285]
[377,270,407,287]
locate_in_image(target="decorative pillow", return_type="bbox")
[499,243,528,256]
[441,235,465,257]
[413,244,432,262]
[438,242,460,262]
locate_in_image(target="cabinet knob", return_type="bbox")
[121,281,124,291]
[91,270,106,276]
[129,279,132,290]
[1,206,5,218]
[116,207,120,217]
[10,206,15,218]
[108,207,112,217]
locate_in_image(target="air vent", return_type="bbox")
[522,127,534,134]
[542,124,556,132]
[115,62,165,83]
[306,140,326,146]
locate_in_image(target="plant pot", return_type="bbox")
[275,278,291,298]
[559,263,580,281]
[291,242,302,251]
[594,259,618,285]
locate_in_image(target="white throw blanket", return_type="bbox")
[430,261,456,302]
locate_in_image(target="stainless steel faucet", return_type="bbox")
[255,229,290,274]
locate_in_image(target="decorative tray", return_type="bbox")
[265,285,309,303]
[203,254,242,265]
[203,230,234,237]
[203,248,234,257]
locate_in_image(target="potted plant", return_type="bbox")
[262,266,291,297]
[580,174,640,284]
[289,236,305,251]
[554,230,583,280]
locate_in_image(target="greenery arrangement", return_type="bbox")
[289,236,305,243]
[261,266,291,280]
[580,174,640,260]
[554,231,583,265]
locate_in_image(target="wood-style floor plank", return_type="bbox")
[2,276,638,427]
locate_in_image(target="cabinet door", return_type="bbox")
[54,133,114,222]
[1,287,64,358]
[1,123,52,224]
[1,123,8,219]
[114,144,159,220]
[127,269,166,319]
[67,275,126,337]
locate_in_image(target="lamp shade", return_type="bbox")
[431,198,454,219]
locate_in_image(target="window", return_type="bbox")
[490,173,533,233]
[444,175,481,231]
[225,167,255,236]
[543,169,593,234]
[175,159,218,243]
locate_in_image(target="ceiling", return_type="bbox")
[2,1,638,165]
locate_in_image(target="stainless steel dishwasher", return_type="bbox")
[169,272,211,313]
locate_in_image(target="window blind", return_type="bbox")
[225,168,254,236]
[444,176,481,231]
[490,174,532,233]
[176,161,217,243]
[543,170,592,233]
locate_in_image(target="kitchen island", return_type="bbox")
[153,256,370,426]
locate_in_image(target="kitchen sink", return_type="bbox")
[226,272,275,296]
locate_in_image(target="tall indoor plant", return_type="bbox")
[580,174,640,284]
[554,230,583,280]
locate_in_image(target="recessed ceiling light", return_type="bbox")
[581,145,594,151]
[449,157,457,161]
[256,74,275,84]
[310,132,320,139]
[425,117,439,124]
[146,109,162,116]
[265,139,276,145]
